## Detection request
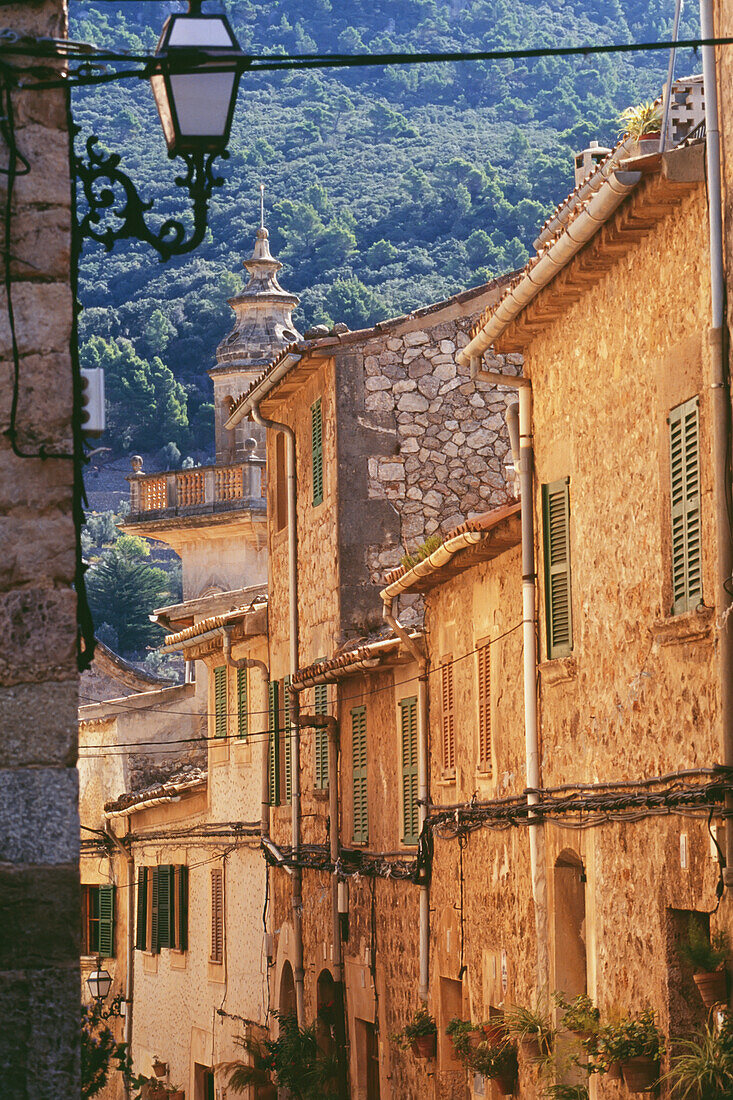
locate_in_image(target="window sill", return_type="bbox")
[142,952,158,975]
[170,950,187,971]
[436,774,456,788]
[653,605,714,646]
[231,739,252,765]
[208,960,225,984]
[538,655,577,686]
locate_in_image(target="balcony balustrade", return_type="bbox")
[127,456,266,521]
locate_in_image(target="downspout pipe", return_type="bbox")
[251,404,306,1024]
[381,596,430,1004]
[699,0,733,885]
[105,822,134,1100]
[221,627,271,841]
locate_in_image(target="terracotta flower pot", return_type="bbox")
[694,969,727,1008]
[493,1069,517,1096]
[255,1086,277,1100]
[621,1056,658,1093]
[606,1061,623,1080]
[481,1020,507,1045]
[411,1033,437,1059]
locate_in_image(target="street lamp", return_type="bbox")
[86,956,113,1005]
[76,1,245,261]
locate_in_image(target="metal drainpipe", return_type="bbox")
[288,693,349,1098]
[105,822,134,1100]
[251,404,306,1022]
[699,0,733,885]
[381,597,430,1003]
[220,627,271,840]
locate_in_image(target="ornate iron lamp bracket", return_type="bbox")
[75,132,228,262]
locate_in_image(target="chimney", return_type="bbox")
[573,140,611,187]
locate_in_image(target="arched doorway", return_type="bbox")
[554,848,587,998]
[279,960,296,1019]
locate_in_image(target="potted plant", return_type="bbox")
[505,1002,555,1061]
[470,1040,519,1096]
[554,992,600,1041]
[618,101,663,148]
[596,1009,664,1093]
[392,1006,437,1059]
[446,1017,474,1059]
[679,918,730,1009]
[663,1012,733,1098]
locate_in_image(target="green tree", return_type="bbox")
[85,535,175,653]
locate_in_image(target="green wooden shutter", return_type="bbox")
[670,397,702,614]
[351,706,368,845]
[178,865,189,952]
[400,697,419,845]
[135,867,148,951]
[311,398,324,506]
[542,478,573,658]
[150,866,160,954]
[236,667,248,739]
[214,665,227,738]
[315,680,329,789]
[268,680,280,806]
[98,885,115,957]
[283,676,292,805]
[156,865,174,949]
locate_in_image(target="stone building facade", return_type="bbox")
[0,2,80,1096]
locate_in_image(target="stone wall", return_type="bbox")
[0,3,80,1096]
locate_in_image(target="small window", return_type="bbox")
[275,431,288,531]
[351,706,368,845]
[236,666,248,739]
[314,670,329,790]
[669,397,702,614]
[542,478,573,658]
[82,884,115,957]
[477,642,492,774]
[441,658,455,777]
[210,868,224,963]
[400,697,419,845]
[214,665,227,738]
[311,398,324,507]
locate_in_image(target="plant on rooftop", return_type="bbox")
[400,533,443,569]
[617,100,662,140]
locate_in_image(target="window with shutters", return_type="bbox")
[214,665,228,738]
[175,865,189,952]
[669,397,702,614]
[311,398,324,506]
[236,667,248,739]
[210,868,224,964]
[81,885,115,956]
[283,676,292,805]
[400,697,419,845]
[135,865,187,952]
[351,706,368,845]
[135,866,148,951]
[441,658,455,777]
[268,679,280,806]
[477,641,492,774]
[542,478,573,659]
[314,669,329,789]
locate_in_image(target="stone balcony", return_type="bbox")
[126,454,266,524]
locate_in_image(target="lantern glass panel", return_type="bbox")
[167,18,234,48]
[169,71,236,137]
[87,967,112,1001]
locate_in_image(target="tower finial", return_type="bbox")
[259,183,265,230]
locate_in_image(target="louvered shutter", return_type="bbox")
[670,397,702,614]
[177,865,189,952]
[283,677,292,805]
[351,707,368,845]
[441,660,455,774]
[210,868,224,963]
[150,866,160,954]
[156,865,174,949]
[214,665,227,738]
[98,885,115,957]
[135,867,148,951]
[542,478,573,658]
[268,680,280,806]
[315,680,329,789]
[477,643,492,773]
[311,399,324,506]
[236,667,248,739]
[400,697,419,845]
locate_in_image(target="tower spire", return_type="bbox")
[260,182,265,230]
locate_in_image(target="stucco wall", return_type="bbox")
[0,2,80,1095]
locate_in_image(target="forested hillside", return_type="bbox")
[72,1,691,458]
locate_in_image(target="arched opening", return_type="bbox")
[279,960,296,1019]
[316,968,336,1054]
[554,848,587,998]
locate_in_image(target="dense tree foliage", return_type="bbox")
[71,1,690,455]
